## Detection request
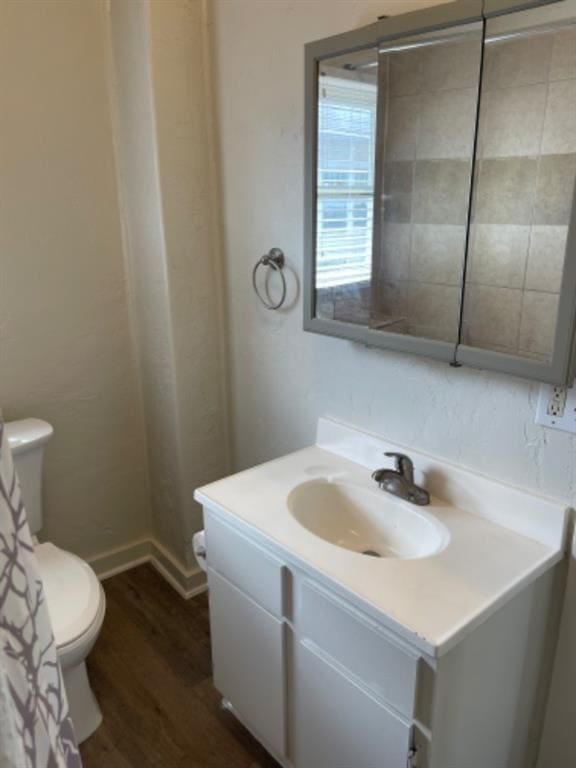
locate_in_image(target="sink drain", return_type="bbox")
[362,549,382,558]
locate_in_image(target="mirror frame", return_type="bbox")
[303,0,575,383]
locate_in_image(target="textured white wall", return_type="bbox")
[109,0,185,563]
[109,0,229,567]
[211,0,575,762]
[0,0,151,559]
[148,0,230,565]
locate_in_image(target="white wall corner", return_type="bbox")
[88,536,206,600]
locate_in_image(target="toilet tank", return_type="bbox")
[5,418,54,535]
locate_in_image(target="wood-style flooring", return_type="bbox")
[80,564,280,768]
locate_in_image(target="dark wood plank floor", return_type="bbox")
[80,564,280,768]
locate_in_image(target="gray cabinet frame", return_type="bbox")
[303,0,576,383]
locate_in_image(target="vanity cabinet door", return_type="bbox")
[294,642,413,768]
[208,568,286,759]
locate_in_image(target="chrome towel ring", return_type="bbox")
[252,247,287,310]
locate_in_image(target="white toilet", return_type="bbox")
[6,418,105,744]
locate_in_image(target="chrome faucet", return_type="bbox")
[372,453,430,506]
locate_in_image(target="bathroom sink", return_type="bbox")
[287,480,448,559]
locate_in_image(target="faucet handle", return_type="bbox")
[384,452,414,479]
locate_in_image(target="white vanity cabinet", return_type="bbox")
[196,419,567,768]
[204,507,561,768]
[206,510,419,767]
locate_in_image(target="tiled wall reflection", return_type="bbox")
[375,33,482,342]
[462,24,576,362]
[316,281,371,326]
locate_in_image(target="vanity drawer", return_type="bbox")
[205,512,286,617]
[300,580,419,718]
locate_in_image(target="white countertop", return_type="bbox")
[195,419,568,657]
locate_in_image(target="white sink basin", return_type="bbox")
[288,480,448,559]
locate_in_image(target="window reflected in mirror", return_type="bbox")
[314,48,378,326]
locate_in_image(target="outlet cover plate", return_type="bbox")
[536,384,576,433]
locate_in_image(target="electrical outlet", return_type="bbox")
[536,384,576,433]
[547,386,567,417]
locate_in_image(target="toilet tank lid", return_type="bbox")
[4,418,54,455]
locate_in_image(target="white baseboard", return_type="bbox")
[88,537,207,600]
[149,538,207,600]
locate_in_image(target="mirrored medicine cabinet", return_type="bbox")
[304,0,576,384]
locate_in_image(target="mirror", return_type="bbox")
[461,15,576,364]
[306,0,576,384]
[314,48,378,327]
[312,25,485,343]
[372,25,483,342]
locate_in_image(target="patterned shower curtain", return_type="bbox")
[0,419,82,768]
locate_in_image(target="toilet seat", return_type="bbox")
[35,542,106,741]
[34,542,103,649]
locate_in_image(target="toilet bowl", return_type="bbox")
[34,542,106,743]
[6,418,105,744]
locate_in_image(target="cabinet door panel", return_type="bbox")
[206,512,286,616]
[208,568,286,758]
[294,641,412,768]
